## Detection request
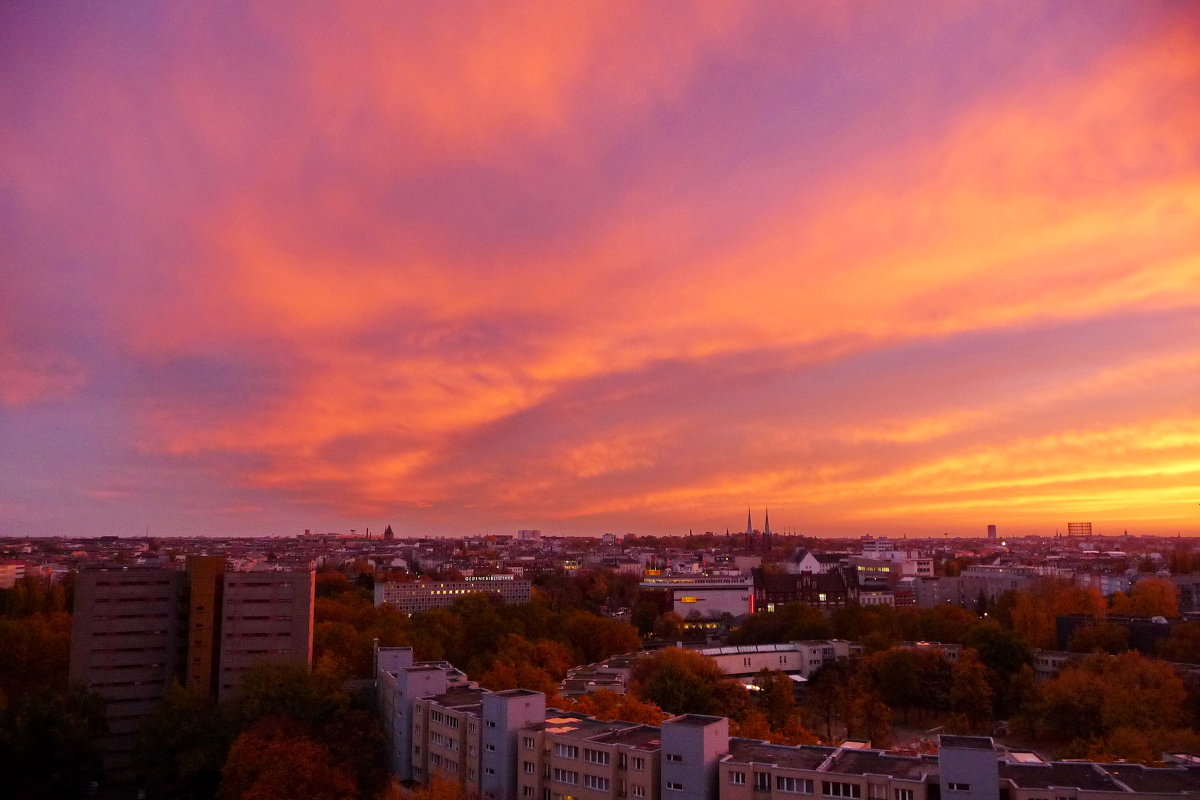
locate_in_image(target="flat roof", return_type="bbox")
[827,750,937,782]
[725,739,836,771]
[667,714,725,726]
[999,762,1127,793]
[939,735,995,750]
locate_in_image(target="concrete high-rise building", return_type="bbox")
[1067,522,1093,537]
[218,570,315,700]
[69,558,314,776]
[987,524,997,540]
[69,568,188,776]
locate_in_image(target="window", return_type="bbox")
[486,744,496,752]
[755,773,770,791]
[666,754,683,763]
[524,737,537,749]
[776,777,813,794]
[524,762,536,775]
[553,769,579,786]
[821,783,860,798]
[893,792,913,800]
[730,772,746,785]
[584,775,610,791]
[631,757,645,771]
[585,749,610,765]
[744,657,752,666]
[485,768,496,776]
[555,744,579,759]
[667,783,683,792]
[946,784,969,792]
[524,788,535,797]
[632,786,645,798]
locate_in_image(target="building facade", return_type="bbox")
[69,559,314,776]
[375,578,533,613]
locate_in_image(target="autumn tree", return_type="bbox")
[1067,622,1130,655]
[560,690,667,725]
[752,669,798,731]
[1110,577,1179,618]
[1159,621,1200,664]
[949,649,994,731]
[218,717,358,800]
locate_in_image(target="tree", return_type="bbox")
[653,612,685,641]
[963,621,1032,717]
[629,648,747,717]
[137,682,234,800]
[229,661,345,730]
[0,686,107,800]
[803,660,853,740]
[1159,621,1200,664]
[950,650,994,731]
[218,717,358,800]
[561,690,667,725]
[863,647,951,723]
[1068,622,1130,655]
[1110,577,1179,618]
[752,669,798,731]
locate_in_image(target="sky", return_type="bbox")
[1,2,1198,539]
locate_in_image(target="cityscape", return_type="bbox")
[4,2,1200,800]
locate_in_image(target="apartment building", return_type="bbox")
[218,570,315,700]
[69,567,188,775]
[70,559,314,776]
[377,641,1200,800]
[414,687,488,790]
[375,578,533,613]
[517,714,663,800]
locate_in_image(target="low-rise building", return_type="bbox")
[375,578,533,613]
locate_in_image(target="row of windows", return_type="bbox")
[92,596,171,603]
[583,748,610,765]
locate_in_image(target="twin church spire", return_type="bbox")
[745,507,772,553]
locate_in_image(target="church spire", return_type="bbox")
[746,508,753,536]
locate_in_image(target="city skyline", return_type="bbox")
[2,2,1199,538]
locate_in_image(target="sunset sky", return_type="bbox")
[2,2,1198,538]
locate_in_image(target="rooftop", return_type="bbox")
[725,739,835,771]
[825,749,937,782]
[999,762,1128,793]
[590,724,664,751]
[667,714,726,727]
[939,735,995,751]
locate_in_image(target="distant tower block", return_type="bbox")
[987,524,997,540]
[1067,522,1093,537]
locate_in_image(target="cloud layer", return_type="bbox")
[2,1,1198,536]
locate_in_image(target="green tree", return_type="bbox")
[137,682,233,800]
[0,686,107,800]
[630,648,747,717]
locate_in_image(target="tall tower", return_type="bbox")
[763,509,772,554]
[384,524,395,541]
[745,508,754,550]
